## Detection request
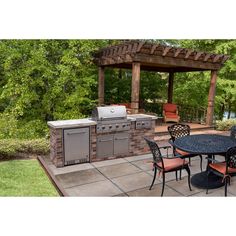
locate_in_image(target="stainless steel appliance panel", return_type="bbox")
[92,106,127,121]
[114,132,129,155]
[64,127,90,165]
[97,134,114,158]
[136,120,152,129]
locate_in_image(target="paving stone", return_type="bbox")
[166,177,202,196]
[55,168,106,188]
[111,172,153,192]
[98,162,141,179]
[147,170,178,183]
[124,154,152,162]
[65,180,123,196]
[131,159,153,171]
[92,158,128,168]
[50,163,94,175]
[127,184,183,197]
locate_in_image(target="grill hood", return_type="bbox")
[92,105,127,121]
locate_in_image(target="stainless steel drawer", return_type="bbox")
[97,134,114,158]
[114,132,129,155]
[64,127,90,165]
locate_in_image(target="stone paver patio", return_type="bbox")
[40,134,236,197]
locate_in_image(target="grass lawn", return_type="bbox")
[0,159,59,196]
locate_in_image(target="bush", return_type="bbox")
[216,119,236,131]
[0,138,49,159]
[0,113,49,139]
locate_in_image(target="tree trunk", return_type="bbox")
[220,103,225,120]
[227,102,232,119]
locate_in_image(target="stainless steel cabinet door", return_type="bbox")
[114,132,129,155]
[64,127,90,165]
[97,134,114,158]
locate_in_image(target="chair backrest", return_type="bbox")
[168,123,190,142]
[230,126,236,139]
[144,137,164,167]
[226,146,236,173]
[163,103,177,113]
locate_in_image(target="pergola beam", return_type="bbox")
[194,52,203,60]
[134,54,221,71]
[162,47,172,56]
[174,48,182,57]
[185,49,194,59]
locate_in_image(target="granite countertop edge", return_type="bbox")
[47,114,157,128]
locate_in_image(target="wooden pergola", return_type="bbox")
[93,40,229,126]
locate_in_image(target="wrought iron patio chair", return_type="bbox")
[144,137,192,196]
[168,123,203,174]
[230,125,236,139]
[206,146,236,197]
[214,125,236,160]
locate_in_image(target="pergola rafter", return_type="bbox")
[93,40,230,126]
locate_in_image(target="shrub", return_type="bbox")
[216,119,236,131]
[0,113,49,139]
[0,138,49,159]
[0,114,18,139]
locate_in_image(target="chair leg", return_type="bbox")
[161,172,165,196]
[185,166,192,191]
[189,157,191,166]
[179,169,182,180]
[225,177,228,197]
[149,166,157,190]
[175,171,178,181]
[199,155,203,172]
[206,170,210,194]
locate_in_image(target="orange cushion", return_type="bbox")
[209,162,236,175]
[176,148,190,156]
[165,113,179,118]
[163,103,177,113]
[157,158,188,171]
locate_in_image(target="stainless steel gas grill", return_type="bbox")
[92,106,131,134]
[92,106,131,158]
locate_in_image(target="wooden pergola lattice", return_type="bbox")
[93,40,229,126]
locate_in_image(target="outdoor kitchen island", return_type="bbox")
[48,106,157,168]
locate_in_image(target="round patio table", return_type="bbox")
[171,134,236,189]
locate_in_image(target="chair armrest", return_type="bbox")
[159,145,173,158]
[206,156,222,163]
[159,145,172,150]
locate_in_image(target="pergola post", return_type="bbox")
[167,72,174,103]
[98,66,105,106]
[206,70,218,126]
[131,62,141,114]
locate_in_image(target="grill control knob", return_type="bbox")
[102,126,105,129]
[109,125,112,129]
[122,124,126,127]
[116,125,119,128]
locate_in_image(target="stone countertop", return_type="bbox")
[47,118,97,129]
[47,114,157,128]
[127,114,157,121]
